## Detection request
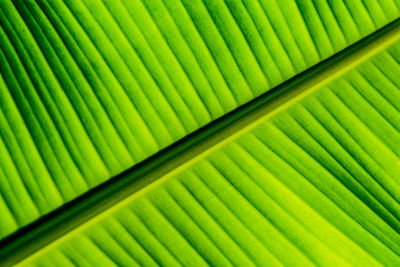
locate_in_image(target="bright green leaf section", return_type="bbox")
[18,35,400,266]
[1,0,400,240]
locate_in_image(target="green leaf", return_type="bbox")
[1,0,400,265]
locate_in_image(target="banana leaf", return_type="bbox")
[1,0,400,265]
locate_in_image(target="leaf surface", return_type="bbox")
[1,0,400,265]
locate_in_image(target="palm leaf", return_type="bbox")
[1,0,400,265]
